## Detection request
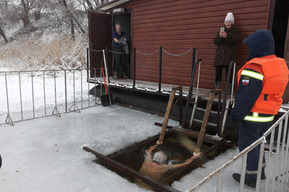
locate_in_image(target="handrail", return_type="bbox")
[185,110,289,192]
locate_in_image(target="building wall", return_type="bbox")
[124,0,271,89]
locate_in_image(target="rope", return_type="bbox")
[136,49,159,56]
[162,48,193,57]
[89,48,103,53]
[107,49,128,54]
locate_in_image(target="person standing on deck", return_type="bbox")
[112,23,129,79]
[230,30,289,188]
[214,12,241,90]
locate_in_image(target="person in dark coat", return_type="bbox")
[112,23,129,79]
[214,12,241,89]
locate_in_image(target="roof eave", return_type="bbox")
[99,0,131,12]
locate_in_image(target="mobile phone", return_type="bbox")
[220,27,225,32]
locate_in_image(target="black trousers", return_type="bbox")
[215,66,234,83]
[239,120,273,182]
[113,48,128,78]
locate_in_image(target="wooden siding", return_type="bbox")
[123,0,271,89]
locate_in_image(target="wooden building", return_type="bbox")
[89,0,289,90]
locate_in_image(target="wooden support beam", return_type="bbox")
[158,86,181,143]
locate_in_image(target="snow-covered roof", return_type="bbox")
[99,0,131,11]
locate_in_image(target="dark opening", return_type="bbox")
[272,0,289,57]
[112,13,132,77]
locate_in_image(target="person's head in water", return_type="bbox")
[152,151,168,164]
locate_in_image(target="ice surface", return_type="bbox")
[0,105,279,192]
[0,105,178,192]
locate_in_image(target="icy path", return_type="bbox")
[0,105,267,192]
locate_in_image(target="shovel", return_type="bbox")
[100,49,112,106]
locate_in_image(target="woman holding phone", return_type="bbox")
[214,12,241,90]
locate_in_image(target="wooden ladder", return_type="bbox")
[195,90,221,153]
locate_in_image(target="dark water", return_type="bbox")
[99,132,229,187]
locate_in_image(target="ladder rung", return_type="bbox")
[193,119,217,127]
[195,107,218,114]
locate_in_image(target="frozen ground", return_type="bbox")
[0,104,277,192]
[0,66,285,192]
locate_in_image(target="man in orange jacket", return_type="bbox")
[230,30,289,188]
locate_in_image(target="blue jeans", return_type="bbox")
[238,120,273,182]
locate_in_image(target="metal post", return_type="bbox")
[94,68,97,105]
[216,170,224,192]
[69,69,80,112]
[279,116,288,184]
[133,47,136,89]
[19,72,23,120]
[239,154,247,192]
[81,69,83,109]
[158,46,163,93]
[64,70,67,113]
[218,61,234,135]
[87,48,90,82]
[272,120,283,191]
[183,48,197,127]
[284,115,289,184]
[88,69,90,107]
[256,139,266,192]
[52,70,60,117]
[31,71,35,119]
[230,62,236,103]
[43,71,47,116]
[196,60,201,95]
[5,72,13,126]
[264,129,275,192]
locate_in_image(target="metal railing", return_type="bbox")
[87,47,201,95]
[185,111,289,192]
[0,69,100,126]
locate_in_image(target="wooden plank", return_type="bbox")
[158,87,179,143]
[195,92,215,153]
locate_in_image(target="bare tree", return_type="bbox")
[19,0,36,26]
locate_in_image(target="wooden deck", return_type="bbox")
[88,77,235,102]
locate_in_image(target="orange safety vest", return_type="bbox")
[237,55,289,115]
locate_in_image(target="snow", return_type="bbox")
[0,106,170,192]
[0,100,281,192]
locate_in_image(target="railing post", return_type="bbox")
[133,47,136,89]
[5,72,14,126]
[64,70,68,113]
[87,48,90,82]
[183,48,197,127]
[19,72,23,120]
[31,71,35,119]
[158,46,163,93]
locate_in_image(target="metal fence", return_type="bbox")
[0,69,100,126]
[185,111,289,192]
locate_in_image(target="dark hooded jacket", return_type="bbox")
[230,30,276,121]
[213,26,241,67]
[244,29,275,61]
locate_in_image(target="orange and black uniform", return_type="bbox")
[230,30,289,186]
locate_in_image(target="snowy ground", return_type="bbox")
[1,104,277,192]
